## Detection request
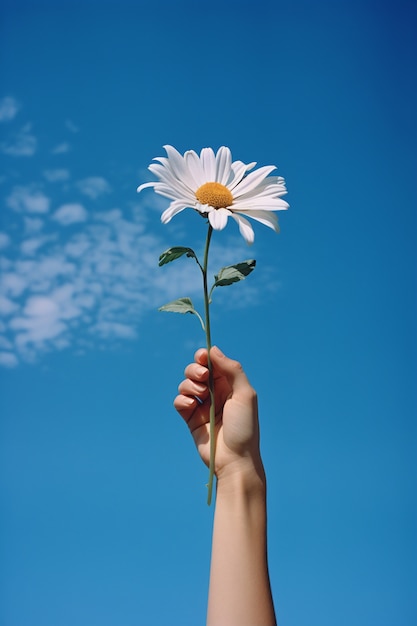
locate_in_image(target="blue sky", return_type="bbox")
[0,0,416,624]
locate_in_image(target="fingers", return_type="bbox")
[174,391,211,434]
[193,347,248,386]
[194,347,208,367]
[173,394,205,433]
[184,360,209,385]
[177,375,209,402]
[178,346,252,402]
[174,355,210,431]
[173,393,198,427]
[174,346,254,432]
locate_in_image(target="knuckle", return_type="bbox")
[230,359,243,373]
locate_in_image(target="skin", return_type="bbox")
[174,345,277,626]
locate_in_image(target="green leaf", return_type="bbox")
[213,259,256,287]
[158,297,196,313]
[159,247,197,266]
[158,297,205,330]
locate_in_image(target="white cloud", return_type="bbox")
[52,203,88,225]
[91,321,137,339]
[95,209,122,222]
[64,234,91,258]
[1,123,37,156]
[24,295,59,317]
[6,185,50,213]
[34,256,76,281]
[0,232,11,249]
[0,96,20,122]
[9,293,77,354]
[51,284,83,320]
[0,272,27,297]
[65,119,79,133]
[23,217,44,234]
[0,352,18,368]
[12,312,66,348]
[0,296,18,315]
[0,209,171,363]
[0,336,13,350]
[21,235,55,256]
[77,176,111,199]
[51,142,70,154]
[43,168,70,182]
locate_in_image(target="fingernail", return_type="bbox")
[212,346,224,357]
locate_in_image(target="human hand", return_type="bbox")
[174,346,264,483]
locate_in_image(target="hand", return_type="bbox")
[174,346,263,482]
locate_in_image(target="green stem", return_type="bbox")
[202,224,216,505]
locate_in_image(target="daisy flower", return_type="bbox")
[137,145,289,244]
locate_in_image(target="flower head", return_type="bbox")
[138,145,289,244]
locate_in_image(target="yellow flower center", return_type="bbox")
[195,182,233,209]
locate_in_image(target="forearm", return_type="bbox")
[207,461,276,626]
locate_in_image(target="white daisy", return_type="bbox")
[137,145,289,244]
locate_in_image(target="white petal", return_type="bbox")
[227,160,256,188]
[233,196,289,210]
[185,150,206,188]
[200,147,216,181]
[162,146,200,190]
[208,208,231,230]
[137,181,156,193]
[161,200,189,223]
[195,202,212,214]
[153,185,194,203]
[232,165,277,197]
[215,147,232,185]
[230,213,255,244]
[149,163,195,197]
[251,186,287,199]
[235,209,280,232]
[243,176,287,197]
[162,145,187,178]
[152,155,170,167]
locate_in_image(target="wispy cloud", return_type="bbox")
[0,296,18,315]
[23,217,44,234]
[43,168,71,182]
[51,142,70,154]
[0,351,19,368]
[65,119,79,133]
[0,199,204,366]
[0,233,11,249]
[0,96,20,122]
[6,185,50,213]
[76,176,111,199]
[20,235,56,256]
[52,203,88,225]
[1,123,37,156]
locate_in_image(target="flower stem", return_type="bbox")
[202,224,215,505]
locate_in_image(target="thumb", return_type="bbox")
[210,346,252,394]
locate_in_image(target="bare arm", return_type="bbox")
[174,346,276,626]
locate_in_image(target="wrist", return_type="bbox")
[216,456,267,499]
